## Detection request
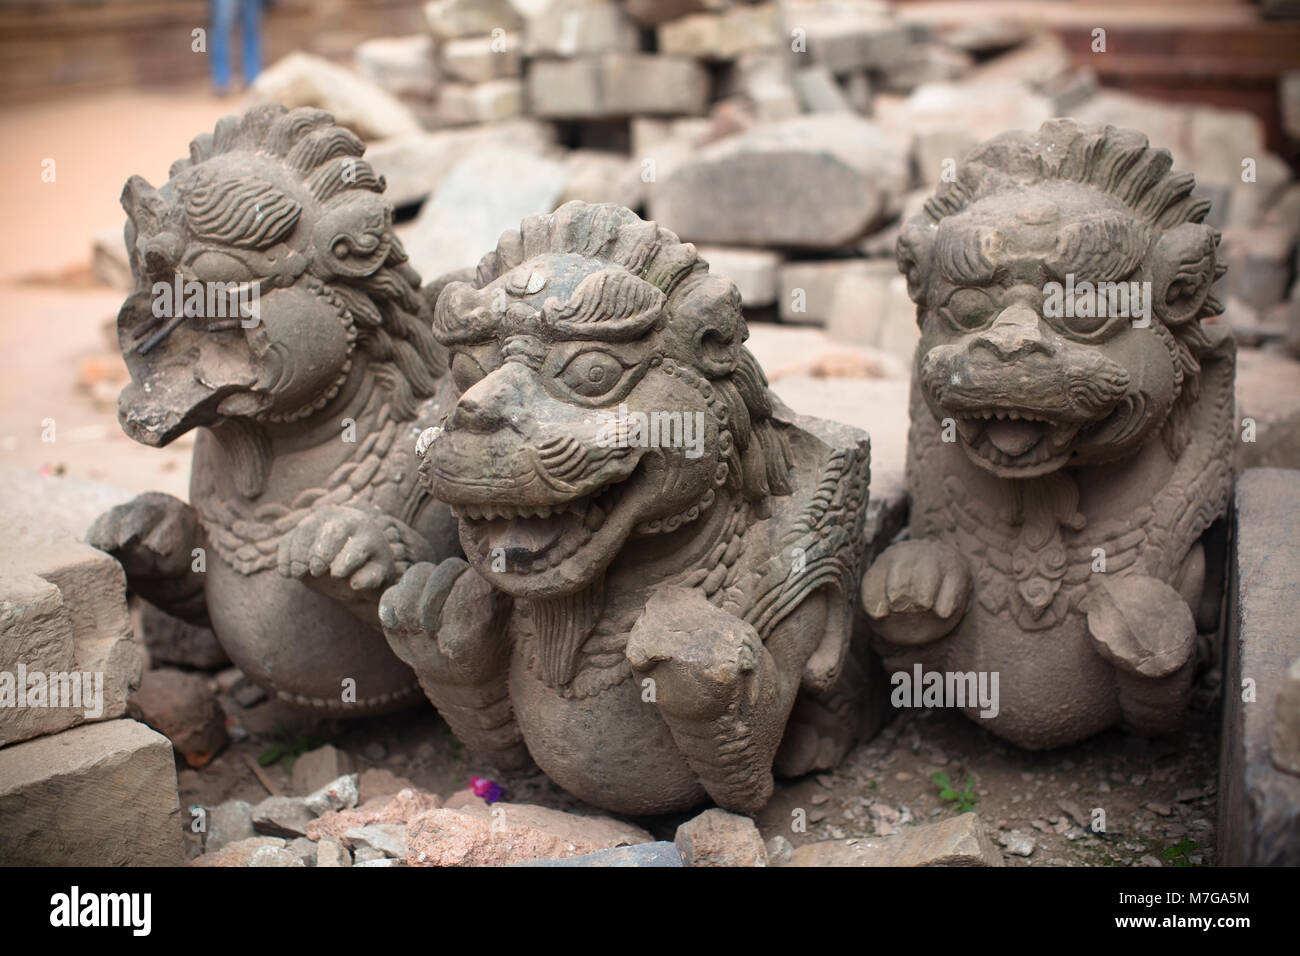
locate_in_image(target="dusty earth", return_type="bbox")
[178,655,1220,866]
[3,90,1220,867]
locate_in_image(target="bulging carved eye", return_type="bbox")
[451,352,487,393]
[186,249,251,283]
[940,288,998,330]
[559,350,625,398]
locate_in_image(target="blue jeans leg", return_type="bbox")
[211,0,236,92]
[241,0,263,85]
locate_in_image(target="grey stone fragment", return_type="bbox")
[285,836,318,866]
[247,845,306,867]
[345,823,408,859]
[316,835,353,867]
[252,795,315,838]
[405,145,567,283]
[790,814,1003,866]
[205,799,255,853]
[291,745,355,796]
[513,842,685,867]
[304,773,360,815]
[353,845,387,863]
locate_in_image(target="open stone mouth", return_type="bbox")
[955,409,1083,469]
[449,477,627,574]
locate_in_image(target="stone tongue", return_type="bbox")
[486,515,564,561]
[985,418,1043,456]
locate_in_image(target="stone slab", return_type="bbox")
[1218,467,1300,865]
[0,718,184,866]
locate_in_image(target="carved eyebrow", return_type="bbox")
[542,268,665,342]
[935,224,998,287]
[1045,215,1148,283]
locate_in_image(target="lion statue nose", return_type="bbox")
[974,305,1054,361]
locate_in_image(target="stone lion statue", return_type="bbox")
[863,118,1235,749]
[379,201,874,815]
[89,105,460,714]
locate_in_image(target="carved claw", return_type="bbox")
[861,539,971,646]
[627,588,761,722]
[277,505,396,593]
[379,558,510,687]
[86,491,207,621]
[1083,574,1196,679]
[87,491,199,580]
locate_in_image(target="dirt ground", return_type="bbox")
[4,89,1222,867]
[179,660,1221,866]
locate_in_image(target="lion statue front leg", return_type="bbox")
[626,586,826,815]
[380,558,531,771]
[1082,569,1197,737]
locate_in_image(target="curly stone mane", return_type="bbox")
[462,200,793,504]
[128,103,445,420]
[899,118,1228,459]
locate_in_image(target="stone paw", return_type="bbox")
[1083,574,1196,679]
[861,538,970,646]
[277,505,396,592]
[627,587,762,722]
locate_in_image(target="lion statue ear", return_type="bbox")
[1148,221,1218,325]
[311,195,392,280]
[667,273,744,378]
[896,216,936,307]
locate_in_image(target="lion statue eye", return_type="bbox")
[940,288,999,330]
[558,350,625,398]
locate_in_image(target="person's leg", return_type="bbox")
[210,0,235,93]
[240,0,264,86]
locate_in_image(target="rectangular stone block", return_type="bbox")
[658,5,779,60]
[778,259,873,324]
[439,32,522,84]
[826,259,919,365]
[0,718,184,866]
[1,529,144,747]
[528,54,709,119]
[524,0,639,58]
[696,245,782,307]
[439,78,525,125]
[1218,467,1300,865]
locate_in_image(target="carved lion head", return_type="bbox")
[115,104,443,448]
[420,201,792,599]
[898,119,1225,478]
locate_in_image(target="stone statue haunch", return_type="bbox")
[380,201,876,815]
[863,119,1235,749]
[89,105,461,714]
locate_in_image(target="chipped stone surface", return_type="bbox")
[406,801,653,866]
[675,808,768,866]
[1219,469,1300,865]
[2,498,144,746]
[306,787,441,844]
[0,719,183,866]
[650,116,907,248]
[291,745,355,796]
[127,666,228,768]
[515,842,685,867]
[788,813,1004,867]
[248,52,422,140]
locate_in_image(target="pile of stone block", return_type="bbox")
[230,1,1300,383]
[0,469,184,866]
